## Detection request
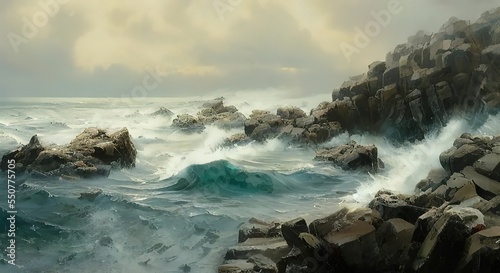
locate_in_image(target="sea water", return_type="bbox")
[0,93,498,272]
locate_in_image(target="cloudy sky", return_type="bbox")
[0,0,498,98]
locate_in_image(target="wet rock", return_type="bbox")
[172,114,205,133]
[315,141,379,173]
[281,218,309,248]
[150,106,174,117]
[324,220,378,271]
[1,128,137,179]
[461,166,500,199]
[369,190,428,224]
[309,207,382,239]
[473,153,500,181]
[223,133,252,147]
[238,218,280,243]
[439,144,487,173]
[455,226,500,273]
[1,135,44,172]
[225,237,290,264]
[412,207,484,273]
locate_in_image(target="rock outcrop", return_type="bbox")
[240,107,344,144]
[315,141,380,173]
[218,133,500,272]
[171,99,246,133]
[0,128,137,179]
[326,8,500,141]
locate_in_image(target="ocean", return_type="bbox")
[1,92,499,272]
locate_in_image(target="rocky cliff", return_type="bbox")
[324,8,500,141]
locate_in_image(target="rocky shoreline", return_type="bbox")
[217,133,500,273]
[0,6,499,273]
[216,8,500,273]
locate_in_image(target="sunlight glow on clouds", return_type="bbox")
[0,0,498,97]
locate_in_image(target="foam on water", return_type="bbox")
[0,97,498,273]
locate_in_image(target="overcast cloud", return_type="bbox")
[0,0,498,97]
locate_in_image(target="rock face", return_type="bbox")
[0,128,137,179]
[315,141,380,173]
[326,9,500,141]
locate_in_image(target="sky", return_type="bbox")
[0,0,499,98]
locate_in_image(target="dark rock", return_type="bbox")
[281,218,309,248]
[324,220,378,271]
[315,141,379,173]
[412,207,484,273]
[473,153,500,181]
[440,144,487,173]
[461,166,500,199]
[238,218,280,243]
[1,128,137,179]
[455,226,500,273]
[1,135,44,172]
[368,190,428,224]
[309,207,382,239]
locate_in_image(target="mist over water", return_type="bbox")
[0,95,498,272]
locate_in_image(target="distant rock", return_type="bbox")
[150,106,174,117]
[171,114,205,133]
[197,100,247,130]
[315,141,380,173]
[0,127,137,179]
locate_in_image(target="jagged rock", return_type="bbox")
[309,207,382,239]
[412,207,484,273]
[461,166,500,199]
[368,190,428,224]
[150,106,174,117]
[440,144,487,174]
[375,218,415,271]
[1,128,136,179]
[455,226,500,273]
[1,135,44,172]
[281,218,309,248]
[473,153,500,181]
[224,237,290,263]
[238,218,280,243]
[324,220,379,272]
[172,114,205,133]
[218,260,255,273]
[303,122,342,144]
[223,133,252,147]
[276,106,306,120]
[315,141,379,173]
[244,110,284,141]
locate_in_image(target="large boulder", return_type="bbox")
[412,207,485,273]
[0,128,137,179]
[455,226,500,273]
[315,141,380,173]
